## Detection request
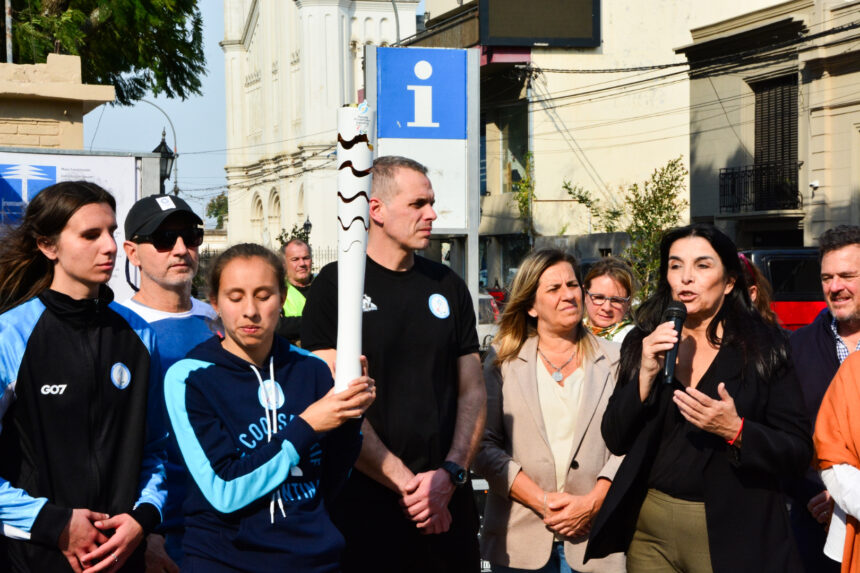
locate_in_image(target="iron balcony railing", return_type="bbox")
[719,161,802,213]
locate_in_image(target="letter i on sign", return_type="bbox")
[407,60,439,128]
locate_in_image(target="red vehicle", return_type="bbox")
[740,249,826,330]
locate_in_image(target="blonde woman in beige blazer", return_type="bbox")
[474,249,626,573]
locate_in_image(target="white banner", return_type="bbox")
[0,151,139,301]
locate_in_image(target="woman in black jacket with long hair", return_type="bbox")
[585,224,812,573]
[0,182,167,572]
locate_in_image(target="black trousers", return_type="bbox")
[330,473,481,573]
[790,503,840,573]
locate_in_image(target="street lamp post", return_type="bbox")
[303,216,312,237]
[152,129,175,195]
[141,99,179,194]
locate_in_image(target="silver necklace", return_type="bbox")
[537,346,576,383]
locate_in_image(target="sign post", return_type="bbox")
[365,46,480,311]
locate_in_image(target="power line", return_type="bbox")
[201,17,860,205]
[143,21,860,163]
[200,146,338,198]
[708,76,753,161]
[502,22,860,115]
[530,78,610,195]
[525,18,860,75]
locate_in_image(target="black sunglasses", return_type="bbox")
[134,228,204,251]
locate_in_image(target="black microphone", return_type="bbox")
[661,301,687,384]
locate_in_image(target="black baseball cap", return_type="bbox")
[125,195,203,239]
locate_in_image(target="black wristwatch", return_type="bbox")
[441,461,468,487]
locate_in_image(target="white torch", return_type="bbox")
[334,103,374,393]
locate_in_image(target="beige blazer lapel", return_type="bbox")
[512,336,551,449]
[567,338,613,465]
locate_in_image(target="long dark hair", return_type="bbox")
[619,224,789,386]
[0,181,116,314]
[739,253,779,326]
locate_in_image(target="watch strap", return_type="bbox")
[441,461,467,486]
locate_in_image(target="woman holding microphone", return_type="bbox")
[585,224,812,573]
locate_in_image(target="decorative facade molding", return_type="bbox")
[222,0,418,249]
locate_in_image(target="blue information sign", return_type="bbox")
[377,47,467,140]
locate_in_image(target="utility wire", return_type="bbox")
[509,21,860,112]
[525,18,860,75]
[162,17,860,199]
[139,25,860,161]
[707,76,753,161]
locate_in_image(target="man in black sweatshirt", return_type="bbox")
[302,156,486,573]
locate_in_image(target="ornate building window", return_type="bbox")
[251,194,264,242]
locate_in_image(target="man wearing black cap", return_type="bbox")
[120,195,218,570]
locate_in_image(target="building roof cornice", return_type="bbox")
[689,0,813,44]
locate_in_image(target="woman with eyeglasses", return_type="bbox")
[583,258,636,343]
[474,248,625,572]
[0,182,167,572]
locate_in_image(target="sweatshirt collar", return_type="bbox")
[38,285,114,325]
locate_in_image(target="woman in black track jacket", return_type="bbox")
[0,182,168,573]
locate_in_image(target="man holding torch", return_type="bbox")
[302,155,486,572]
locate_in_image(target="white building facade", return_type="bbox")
[418,0,787,286]
[681,0,860,247]
[222,0,418,258]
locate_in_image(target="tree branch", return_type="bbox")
[41,0,69,17]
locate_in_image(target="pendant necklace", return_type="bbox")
[537,346,576,383]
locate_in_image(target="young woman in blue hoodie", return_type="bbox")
[163,243,375,572]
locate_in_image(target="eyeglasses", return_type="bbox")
[134,228,204,251]
[586,290,630,309]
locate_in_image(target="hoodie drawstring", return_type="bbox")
[251,357,287,523]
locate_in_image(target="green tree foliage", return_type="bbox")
[512,152,535,238]
[5,0,205,105]
[563,181,623,233]
[205,192,227,230]
[567,156,689,298]
[276,223,311,249]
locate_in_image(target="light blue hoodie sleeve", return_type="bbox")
[134,341,168,520]
[0,299,49,539]
[111,302,168,525]
[164,359,317,514]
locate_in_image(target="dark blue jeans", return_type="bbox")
[491,541,579,573]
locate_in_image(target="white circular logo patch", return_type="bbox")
[258,380,285,410]
[428,293,450,319]
[110,363,132,390]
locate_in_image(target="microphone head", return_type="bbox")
[662,301,687,321]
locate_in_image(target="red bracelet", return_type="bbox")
[727,417,744,446]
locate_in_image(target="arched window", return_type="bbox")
[268,188,282,243]
[251,193,264,242]
[364,17,374,43]
[297,184,305,222]
[380,17,390,43]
